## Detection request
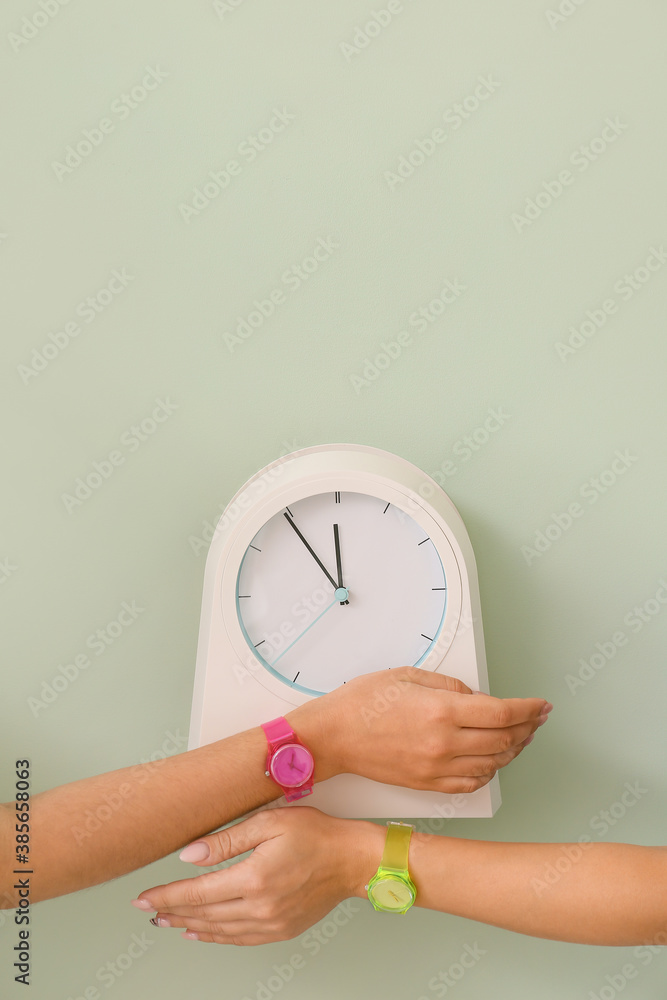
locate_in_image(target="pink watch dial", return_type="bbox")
[270,743,314,787]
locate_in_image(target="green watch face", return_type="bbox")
[367,872,416,913]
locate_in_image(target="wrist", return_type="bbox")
[341,819,386,899]
[284,697,344,783]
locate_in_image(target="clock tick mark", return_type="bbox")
[285,506,294,517]
[421,633,434,642]
[382,502,390,513]
[431,587,446,591]
[292,671,300,683]
[249,544,261,553]
[254,639,266,648]
[417,537,430,546]
[238,595,251,599]
[334,492,341,503]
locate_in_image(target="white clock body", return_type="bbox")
[188,443,500,818]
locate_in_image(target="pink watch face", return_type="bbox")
[270,743,314,788]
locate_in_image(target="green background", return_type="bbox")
[2,0,666,997]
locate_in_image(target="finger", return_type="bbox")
[136,865,252,913]
[134,814,276,910]
[430,773,496,795]
[175,914,290,947]
[445,747,524,778]
[180,916,298,947]
[455,719,539,755]
[449,693,549,729]
[179,812,277,867]
[152,899,248,927]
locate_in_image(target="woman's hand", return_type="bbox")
[133,807,382,946]
[290,666,550,793]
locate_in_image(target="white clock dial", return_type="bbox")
[235,491,447,695]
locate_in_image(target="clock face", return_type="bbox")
[269,744,314,788]
[235,491,447,695]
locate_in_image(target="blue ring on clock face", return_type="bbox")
[235,491,448,696]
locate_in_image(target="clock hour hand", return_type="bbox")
[283,512,338,591]
[333,523,349,605]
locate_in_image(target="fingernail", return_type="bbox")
[537,714,549,727]
[179,841,210,863]
[544,702,554,714]
[182,931,199,940]
[523,733,535,746]
[131,899,153,911]
[150,917,171,927]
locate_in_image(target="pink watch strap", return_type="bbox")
[261,717,293,746]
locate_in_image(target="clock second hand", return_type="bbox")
[272,597,338,666]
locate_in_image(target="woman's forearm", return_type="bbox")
[1,694,354,907]
[406,833,667,945]
[133,809,667,949]
[1,726,287,906]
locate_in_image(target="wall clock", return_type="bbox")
[188,443,499,818]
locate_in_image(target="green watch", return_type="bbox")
[366,821,417,914]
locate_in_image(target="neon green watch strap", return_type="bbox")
[366,821,417,914]
[382,821,413,870]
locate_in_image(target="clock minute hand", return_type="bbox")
[283,512,338,591]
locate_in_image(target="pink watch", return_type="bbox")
[261,717,314,801]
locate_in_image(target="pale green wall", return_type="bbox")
[2,1,667,997]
